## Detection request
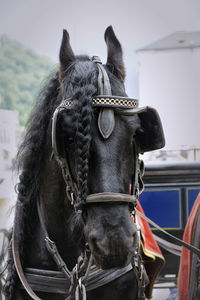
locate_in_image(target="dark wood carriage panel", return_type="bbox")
[140,162,200,277]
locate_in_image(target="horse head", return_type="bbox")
[54,26,165,270]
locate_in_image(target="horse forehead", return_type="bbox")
[73,59,97,76]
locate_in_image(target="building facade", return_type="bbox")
[137,32,200,157]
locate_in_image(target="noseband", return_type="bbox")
[52,56,144,212]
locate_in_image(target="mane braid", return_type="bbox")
[4,71,60,300]
[66,58,98,244]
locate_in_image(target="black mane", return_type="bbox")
[17,72,59,199]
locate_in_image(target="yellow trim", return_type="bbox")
[151,227,181,231]
[142,187,182,231]
[139,230,165,299]
[140,232,165,262]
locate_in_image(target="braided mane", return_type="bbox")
[63,56,98,208]
[61,56,98,242]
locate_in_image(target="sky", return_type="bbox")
[1,0,200,97]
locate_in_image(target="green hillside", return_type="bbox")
[0,35,55,126]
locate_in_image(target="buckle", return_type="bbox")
[91,56,102,64]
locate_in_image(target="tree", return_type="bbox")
[0,35,55,126]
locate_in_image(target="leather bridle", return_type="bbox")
[51,56,142,213]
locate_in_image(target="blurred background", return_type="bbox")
[0,0,200,298]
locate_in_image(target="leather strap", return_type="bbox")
[52,105,77,204]
[21,264,133,294]
[153,234,182,256]
[61,96,139,109]
[136,209,200,257]
[86,192,137,205]
[95,59,115,139]
[12,201,41,300]
[93,96,138,109]
[37,198,71,278]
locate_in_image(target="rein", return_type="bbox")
[136,209,200,257]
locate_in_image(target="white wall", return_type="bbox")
[0,109,19,170]
[0,110,18,233]
[138,47,200,150]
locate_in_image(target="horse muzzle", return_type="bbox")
[85,192,139,269]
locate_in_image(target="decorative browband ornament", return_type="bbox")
[61,96,139,110]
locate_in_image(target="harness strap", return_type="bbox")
[37,198,71,278]
[20,264,133,294]
[12,201,41,300]
[132,254,148,300]
[136,209,200,257]
[153,234,182,256]
[37,197,135,297]
[12,199,137,299]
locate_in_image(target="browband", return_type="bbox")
[59,95,139,110]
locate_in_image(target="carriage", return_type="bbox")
[140,161,200,281]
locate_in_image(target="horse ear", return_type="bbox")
[59,29,75,73]
[104,26,125,81]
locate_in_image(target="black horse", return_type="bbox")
[4,26,165,300]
